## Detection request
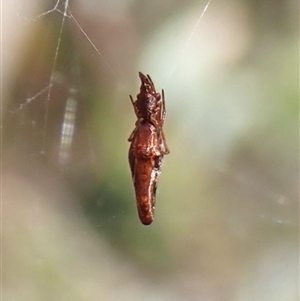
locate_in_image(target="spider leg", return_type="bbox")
[155,89,165,129]
[128,126,138,141]
[130,95,134,106]
[161,89,166,123]
[146,74,155,91]
[160,130,170,154]
[130,95,140,119]
[158,90,169,154]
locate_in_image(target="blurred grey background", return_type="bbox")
[2,0,299,300]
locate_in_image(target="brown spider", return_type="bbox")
[128,72,169,225]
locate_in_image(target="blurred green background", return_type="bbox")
[2,0,298,300]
